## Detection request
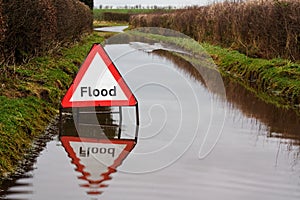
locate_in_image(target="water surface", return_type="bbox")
[94,26,128,33]
[1,38,300,200]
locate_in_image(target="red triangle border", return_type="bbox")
[60,136,136,184]
[61,44,137,108]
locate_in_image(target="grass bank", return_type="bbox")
[126,30,300,113]
[0,32,111,180]
[204,44,300,111]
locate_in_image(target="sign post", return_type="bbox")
[59,44,139,141]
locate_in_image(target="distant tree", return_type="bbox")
[79,0,93,10]
[99,5,102,9]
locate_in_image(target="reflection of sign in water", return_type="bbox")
[61,136,135,195]
[61,43,137,108]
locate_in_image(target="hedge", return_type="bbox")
[103,12,131,22]
[0,0,93,65]
[130,0,300,61]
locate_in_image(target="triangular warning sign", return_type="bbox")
[61,44,137,108]
[61,136,135,194]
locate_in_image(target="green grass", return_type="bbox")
[0,97,52,175]
[93,20,129,28]
[0,32,109,178]
[203,44,300,110]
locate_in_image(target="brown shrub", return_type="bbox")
[130,0,300,61]
[1,0,57,64]
[0,0,4,42]
[53,0,92,42]
[0,0,5,65]
[0,0,92,65]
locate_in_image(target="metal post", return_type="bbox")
[76,107,79,125]
[135,103,140,126]
[134,124,139,143]
[135,103,140,142]
[118,106,123,139]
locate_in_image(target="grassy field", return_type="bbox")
[0,32,111,180]
[93,8,172,24]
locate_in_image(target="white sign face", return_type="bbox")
[70,53,128,102]
[61,44,137,108]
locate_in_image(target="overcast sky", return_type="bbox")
[94,0,224,8]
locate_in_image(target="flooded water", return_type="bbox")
[94,26,128,33]
[1,29,300,200]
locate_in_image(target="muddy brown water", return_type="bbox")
[1,36,300,199]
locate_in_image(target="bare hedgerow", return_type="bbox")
[0,0,5,61]
[0,0,4,40]
[130,0,300,61]
[53,0,93,42]
[0,0,92,65]
[103,12,131,22]
[1,0,57,64]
